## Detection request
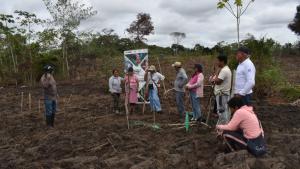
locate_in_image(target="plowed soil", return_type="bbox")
[0,56,299,169]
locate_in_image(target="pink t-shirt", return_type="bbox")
[187,73,204,98]
[217,106,262,139]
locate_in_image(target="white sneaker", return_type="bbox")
[191,118,195,121]
[115,110,120,114]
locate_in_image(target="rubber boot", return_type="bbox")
[50,114,55,127]
[46,116,51,127]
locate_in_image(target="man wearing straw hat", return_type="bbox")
[144,65,165,113]
[172,62,188,120]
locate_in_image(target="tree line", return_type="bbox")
[0,0,299,86]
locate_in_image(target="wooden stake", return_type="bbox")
[156,56,166,93]
[28,93,32,110]
[21,92,24,113]
[143,72,149,114]
[107,137,118,152]
[125,74,130,129]
[38,99,41,113]
[153,111,156,124]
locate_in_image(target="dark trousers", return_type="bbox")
[44,98,56,127]
[242,94,252,106]
[223,130,247,151]
[111,93,120,112]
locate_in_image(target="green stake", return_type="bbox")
[185,112,190,132]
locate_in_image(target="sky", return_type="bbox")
[0,0,299,48]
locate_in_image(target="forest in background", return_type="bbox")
[0,0,299,101]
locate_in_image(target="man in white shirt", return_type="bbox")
[144,65,165,113]
[234,47,256,106]
[210,54,232,124]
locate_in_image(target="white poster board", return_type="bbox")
[124,49,149,104]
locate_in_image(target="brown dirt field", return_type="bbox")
[0,56,300,169]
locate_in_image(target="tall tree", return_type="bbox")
[126,13,154,42]
[217,0,255,46]
[288,5,300,36]
[43,0,97,77]
[170,32,186,55]
[15,10,43,84]
[0,14,17,73]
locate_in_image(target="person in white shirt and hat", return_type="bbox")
[234,46,256,106]
[172,62,188,119]
[144,65,165,113]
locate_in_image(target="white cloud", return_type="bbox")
[0,0,299,47]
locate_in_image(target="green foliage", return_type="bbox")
[288,5,300,36]
[280,86,300,101]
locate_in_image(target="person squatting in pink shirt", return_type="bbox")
[216,97,267,157]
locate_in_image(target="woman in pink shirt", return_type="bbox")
[124,67,139,113]
[216,97,266,156]
[186,64,204,121]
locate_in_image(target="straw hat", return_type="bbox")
[148,65,156,71]
[172,62,182,67]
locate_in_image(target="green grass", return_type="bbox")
[280,86,300,101]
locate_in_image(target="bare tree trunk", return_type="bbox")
[65,46,70,78]
[5,22,17,73]
[9,44,17,73]
[237,6,240,47]
[28,23,33,86]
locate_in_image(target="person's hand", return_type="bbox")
[185,85,190,90]
[215,127,223,136]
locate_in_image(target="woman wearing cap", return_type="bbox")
[125,67,139,113]
[144,65,165,113]
[186,64,204,121]
[40,64,57,128]
[216,97,266,157]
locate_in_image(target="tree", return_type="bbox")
[126,13,154,42]
[170,32,186,55]
[288,5,300,36]
[15,10,44,84]
[217,0,255,47]
[43,0,97,77]
[0,14,17,73]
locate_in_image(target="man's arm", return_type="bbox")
[109,77,113,92]
[216,111,242,131]
[239,64,255,96]
[188,74,203,89]
[178,71,188,88]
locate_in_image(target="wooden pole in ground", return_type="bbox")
[153,111,156,124]
[38,99,41,113]
[124,74,130,129]
[156,56,166,93]
[28,93,31,110]
[142,72,149,114]
[21,92,24,113]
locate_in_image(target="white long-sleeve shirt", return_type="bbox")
[109,76,124,93]
[234,58,256,96]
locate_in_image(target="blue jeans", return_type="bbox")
[216,95,231,125]
[175,91,185,117]
[44,98,57,117]
[149,88,162,112]
[189,91,201,119]
[242,94,252,106]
